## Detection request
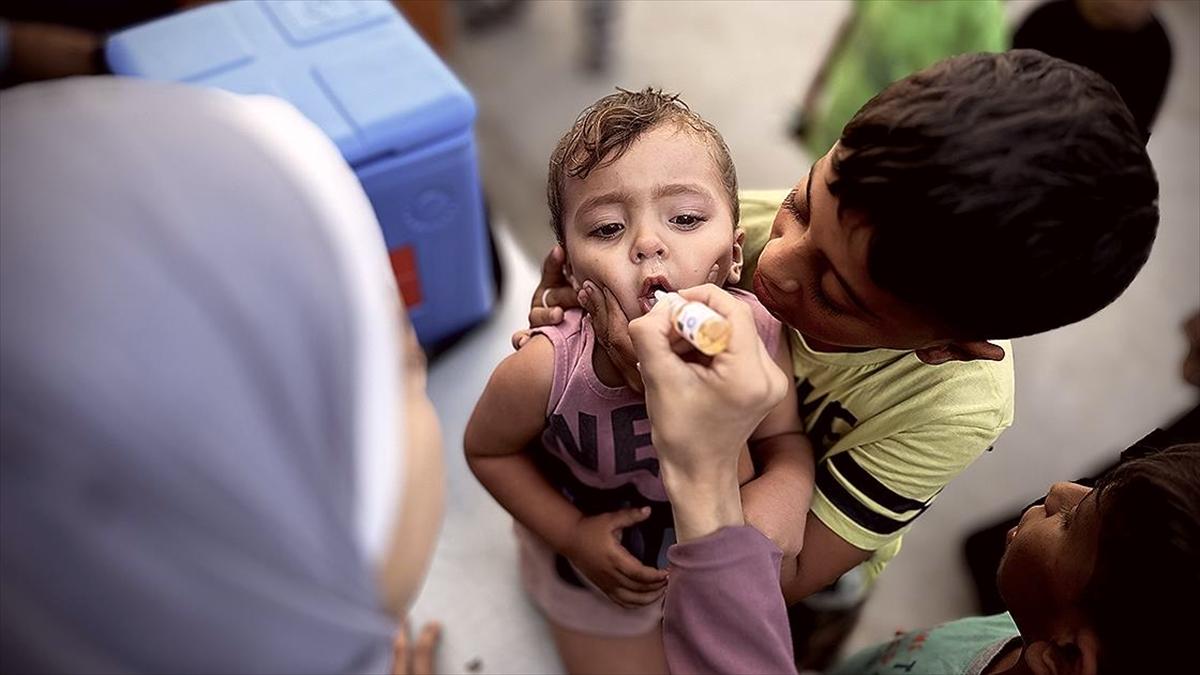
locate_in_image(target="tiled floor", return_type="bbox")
[408,2,1200,672]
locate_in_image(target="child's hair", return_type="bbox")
[547,87,739,245]
[1084,442,1199,674]
[829,50,1159,339]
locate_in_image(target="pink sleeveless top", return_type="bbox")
[517,288,783,636]
[531,288,782,564]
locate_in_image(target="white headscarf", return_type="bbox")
[1,77,406,673]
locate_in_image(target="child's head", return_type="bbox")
[997,443,1199,675]
[548,88,742,320]
[753,50,1158,356]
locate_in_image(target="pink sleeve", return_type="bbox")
[529,308,585,416]
[663,527,796,674]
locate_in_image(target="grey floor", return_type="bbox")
[408,2,1200,672]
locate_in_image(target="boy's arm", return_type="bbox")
[783,416,1006,603]
[464,335,582,554]
[742,330,815,559]
[785,516,872,603]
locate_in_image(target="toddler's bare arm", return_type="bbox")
[464,335,583,554]
[465,335,668,607]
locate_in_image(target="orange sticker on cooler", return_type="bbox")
[388,245,423,308]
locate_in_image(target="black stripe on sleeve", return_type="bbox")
[815,461,928,536]
[829,452,927,514]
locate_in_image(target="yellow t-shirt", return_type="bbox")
[738,190,1015,581]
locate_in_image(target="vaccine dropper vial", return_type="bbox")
[654,290,732,356]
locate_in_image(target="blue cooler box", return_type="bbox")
[107,0,494,347]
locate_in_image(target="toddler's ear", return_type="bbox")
[726,228,747,285]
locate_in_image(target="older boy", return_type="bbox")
[527,50,1158,664]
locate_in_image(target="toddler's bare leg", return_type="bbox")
[550,621,667,675]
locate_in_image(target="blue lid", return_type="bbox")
[106,0,476,165]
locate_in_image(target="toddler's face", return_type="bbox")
[560,123,741,320]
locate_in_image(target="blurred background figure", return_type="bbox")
[0,1,203,88]
[1014,0,1172,140]
[792,0,1008,159]
[457,0,615,74]
[0,1,456,88]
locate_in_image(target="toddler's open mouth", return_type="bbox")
[638,275,674,314]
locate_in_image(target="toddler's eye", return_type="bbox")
[670,214,707,229]
[591,223,624,239]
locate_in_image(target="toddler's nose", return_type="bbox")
[631,233,667,262]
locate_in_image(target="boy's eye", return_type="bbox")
[811,287,843,317]
[811,272,845,317]
[784,187,804,220]
[669,214,707,229]
[785,184,810,223]
[590,223,624,239]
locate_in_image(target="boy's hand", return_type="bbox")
[579,281,644,393]
[514,248,721,394]
[512,246,577,349]
[575,263,722,393]
[563,507,669,608]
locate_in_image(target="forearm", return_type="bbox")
[749,433,815,499]
[782,512,872,604]
[467,451,582,553]
[741,433,815,557]
[742,464,814,513]
[664,527,796,675]
[660,455,745,544]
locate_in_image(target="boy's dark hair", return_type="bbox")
[547,87,739,245]
[829,50,1158,339]
[1085,443,1199,675]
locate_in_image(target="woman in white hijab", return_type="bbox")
[0,77,794,674]
[0,77,444,673]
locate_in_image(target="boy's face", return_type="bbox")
[560,123,741,320]
[752,146,951,351]
[997,482,1101,641]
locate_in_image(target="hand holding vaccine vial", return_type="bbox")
[654,290,732,356]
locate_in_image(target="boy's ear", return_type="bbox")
[1023,632,1099,675]
[915,340,1006,365]
[726,228,747,285]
